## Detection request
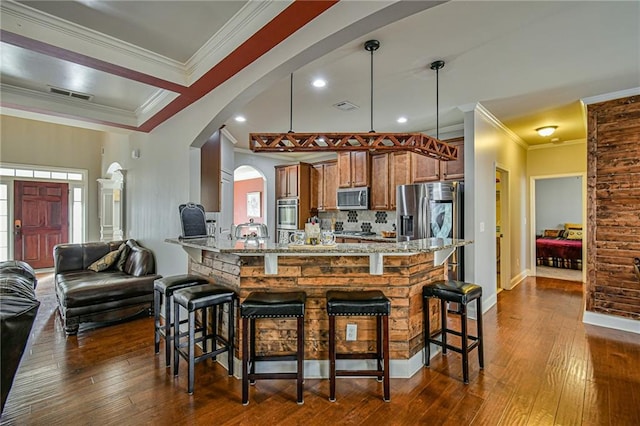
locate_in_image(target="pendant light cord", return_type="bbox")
[364,40,379,133]
[370,47,374,133]
[430,60,445,140]
[435,67,439,139]
[288,73,294,133]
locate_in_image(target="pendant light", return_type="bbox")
[364,39,380,133]
[430,60,445,139]
[249,45,457,161]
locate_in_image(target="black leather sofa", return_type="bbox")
[0,260,40,413]
[54,239,161,335]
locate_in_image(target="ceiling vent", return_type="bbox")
[48,86,93,101]
[333,100,359,111]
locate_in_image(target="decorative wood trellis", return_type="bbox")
[249,132,458,161]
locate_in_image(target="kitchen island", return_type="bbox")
[167,237,471,378]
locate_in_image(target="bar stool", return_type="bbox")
[423,280,484,384]
[154,275,209,366]
[173,284,236,394]
[240,291,306,405]
[326,290,391,402]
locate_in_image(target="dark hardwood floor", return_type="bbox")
[2,274,639,425]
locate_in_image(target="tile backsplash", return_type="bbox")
[318,210,396,234]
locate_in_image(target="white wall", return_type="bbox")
[463,104,528,312]
[535,176,582,233]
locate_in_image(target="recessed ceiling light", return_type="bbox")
[235,116,246,122]
[397,117,408,124]
[312,79,326,88]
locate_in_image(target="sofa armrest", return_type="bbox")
[123,240,156,277]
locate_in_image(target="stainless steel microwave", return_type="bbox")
[337,187,369,210]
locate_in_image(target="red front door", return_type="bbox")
[14,181,69,269]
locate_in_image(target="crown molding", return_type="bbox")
[582,87,640,105]
[1,1,185,83]
[221,127,238,145]
[135,89,178,120]
[1,83,137,125]
[185,1,292,84]
[527,138,586,151]
[475,103,529,150]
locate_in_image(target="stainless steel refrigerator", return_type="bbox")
[396,181,464,281]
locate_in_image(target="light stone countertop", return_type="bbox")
[166,236,471,255]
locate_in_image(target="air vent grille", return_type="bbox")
[48,86,93,101]
[333,100,359,111]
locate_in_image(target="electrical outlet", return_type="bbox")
[346,323,357,341]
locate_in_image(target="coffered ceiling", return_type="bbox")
[1,1,638,151]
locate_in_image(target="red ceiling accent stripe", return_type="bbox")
[0,29,187,94]
[138,0,339,133]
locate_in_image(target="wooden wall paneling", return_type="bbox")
[587,95,640,319]
[189,250,445,360]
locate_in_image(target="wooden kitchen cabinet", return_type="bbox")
[337,151,369,188]
[311,160,338,211]
[370,152,412,210]
[276,164,311,198]
[440,137,464,181]
[411,137,464,183]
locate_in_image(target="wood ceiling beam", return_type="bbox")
[249,132,458,160]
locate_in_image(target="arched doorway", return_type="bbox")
[233,165,267,234]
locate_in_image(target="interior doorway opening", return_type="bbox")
[495,166,510,291]
[531,174,585,283]
[233,165,267,237]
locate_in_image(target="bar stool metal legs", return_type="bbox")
[423,280,484,384]
[241,291,306,405]
[326,290,391,402]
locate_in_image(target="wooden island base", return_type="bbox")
[188,250,446,378]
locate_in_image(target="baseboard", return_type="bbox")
[583,311,640,335]
[510,269,528,289]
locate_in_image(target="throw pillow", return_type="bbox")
[115,243,131,272]
[564,222,582,231]
[87,250,120,272]
[543,229,562,238]
[566,229,583,240]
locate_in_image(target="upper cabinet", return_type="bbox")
[312,161,338,211]
[201,129,233,212]
[411,137,464,183]
[371,152,412,211]
[337,151,369,188]
[275,163,311,199]
[440,137,464,181]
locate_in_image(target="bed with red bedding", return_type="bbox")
[536,237,583,270]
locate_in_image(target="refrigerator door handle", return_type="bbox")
[420,196,428,239]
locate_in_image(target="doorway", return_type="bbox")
[233,165,266,234]
[14,180,69,269]
[531,174,585,282]
[495,166,510,290]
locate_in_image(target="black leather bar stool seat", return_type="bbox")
[240,291,306,405]
[173,284,236,394]
[326,290,391,402]
[423,280,484,384]
[154,275,208,366]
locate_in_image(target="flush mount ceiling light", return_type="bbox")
[249,40,458,161]
[536,126,558,137]
[235,116,246,122]
[397,117,408,124]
